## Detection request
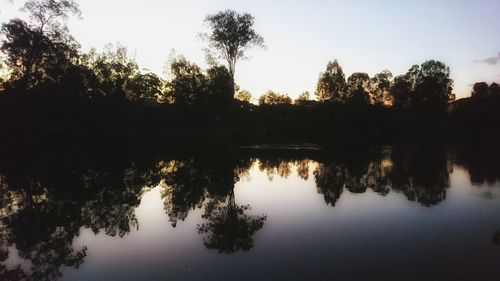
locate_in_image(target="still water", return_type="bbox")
[1,146,499,281]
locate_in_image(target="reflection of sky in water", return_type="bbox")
[60,162,500,281]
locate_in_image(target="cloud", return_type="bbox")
[475,53,500,65]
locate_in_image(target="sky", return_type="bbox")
[1,0,500,100]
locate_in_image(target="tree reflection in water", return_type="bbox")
[198,189,266,254]
[159,155,266,253]
[0,145,495,280]
[314,147,450,207]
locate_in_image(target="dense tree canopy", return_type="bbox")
[258,90,292,105]
[471,82,500,101]
[1,19,78,90]
[346,72,370,104]
[315,60,347,103]
[368,70,393,105]
[294,91,311,105]
[164,56,207,105]
[235,89,252,103]
[390,61,454,112]
[412,60,454,110]
[206,65,233,105]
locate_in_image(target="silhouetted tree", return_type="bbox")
[390,60,454,113]
[412,60,454,111]
[80,44,139,101]
[0,0,80,91]
[368,70,393,105]
[316,59,347,103]
[347,72,370,104]
[0,19,78,90]
[471,82,490,100]
[206,65,233,105]
[164,56,207,105]
[390,74,412,109]
[203,10,264,98]
[0,56,9,90]
[235,89,252,103]
[258,90,292,105]
[294,91,312,105]
[127,72,164,102]
[471,82,500,102]
[490,82,500,97]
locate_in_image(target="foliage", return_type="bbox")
[164,56,207,105]
[80,44,139,100]
[0,19,79,89]
[258,90,292,105]
[235,89,252,103]
[22,0,81,33]
[127,72,164,102]
[203,10,264,97]
[412,60,454,110]
[368,70,393,105]
[471,82,500,101]
[294,91,311,105]
[0,55,9,90]
[389,60,454,112]
[197,190,266,254]
[315,59,347,103]
[206,65,233,105]
[0,5,491,143]
[346,72,370,104]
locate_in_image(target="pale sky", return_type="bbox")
[1,0,500,100]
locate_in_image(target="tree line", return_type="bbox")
[0,0,498,144]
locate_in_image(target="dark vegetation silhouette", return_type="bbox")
[449,82,500,143]
[0,0,497,144]
[1,142,496,280]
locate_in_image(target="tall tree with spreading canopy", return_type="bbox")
[202,10,264,98]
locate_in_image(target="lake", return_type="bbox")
[1,145,499,281]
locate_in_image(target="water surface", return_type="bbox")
[1,146,499,281]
